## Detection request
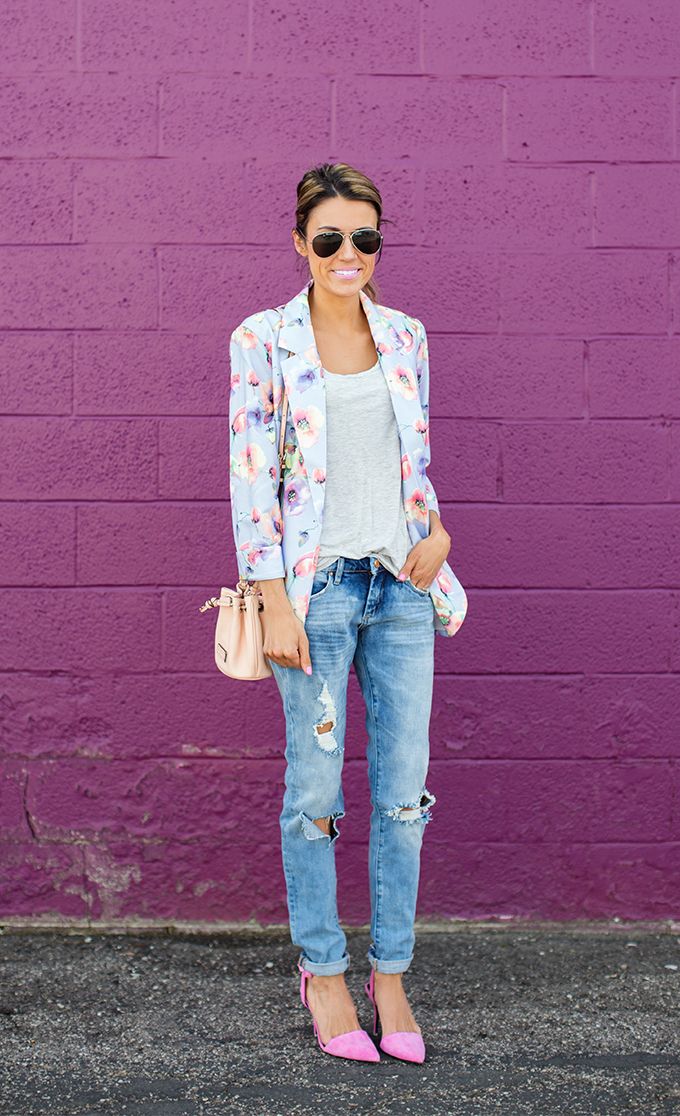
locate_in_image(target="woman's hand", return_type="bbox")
[397,517,451,591]
[257,579,313,673]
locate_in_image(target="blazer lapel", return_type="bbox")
[276,278,424,523]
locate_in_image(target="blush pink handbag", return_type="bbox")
[198,380,291,680]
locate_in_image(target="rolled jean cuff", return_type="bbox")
[368,953,413,974]
[299,950,350,976]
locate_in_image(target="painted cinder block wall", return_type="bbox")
[1,0,679,925]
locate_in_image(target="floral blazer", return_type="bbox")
[228,278,468,638]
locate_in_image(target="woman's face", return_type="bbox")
[292,196,379,299]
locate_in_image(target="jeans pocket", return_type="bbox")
[309,569,333,601]
[402,576,431,598]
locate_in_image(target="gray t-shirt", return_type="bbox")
[315,357,412,579]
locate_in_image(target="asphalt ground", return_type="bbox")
[0,921,678,1116]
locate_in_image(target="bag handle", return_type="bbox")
[276,349,292,499]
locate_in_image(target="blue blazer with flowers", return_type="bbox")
[228,278,468,637]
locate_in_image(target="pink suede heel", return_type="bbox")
[364,968,426,1064]
[298,960,380,1062]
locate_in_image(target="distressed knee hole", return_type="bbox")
[299,810,344,843]
[386,788,437,824]
[313,680,339,754]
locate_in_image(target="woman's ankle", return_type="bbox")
[309,972,347,987]
[374,971,405,984]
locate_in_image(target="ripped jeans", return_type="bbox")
[269,554,436,976]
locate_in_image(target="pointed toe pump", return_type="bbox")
[298,960,380,1062]
[364,968,426,1064]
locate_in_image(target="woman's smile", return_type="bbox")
[331,267,362,280]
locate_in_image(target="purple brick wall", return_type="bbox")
[1,1,679,925]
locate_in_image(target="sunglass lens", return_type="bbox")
[311,232,344,257]
[352,229,382,254]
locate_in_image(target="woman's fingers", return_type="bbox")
[297,633,313,675]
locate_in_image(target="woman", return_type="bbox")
[228,163,467,1063]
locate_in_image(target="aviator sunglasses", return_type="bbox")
[295,224,383,261]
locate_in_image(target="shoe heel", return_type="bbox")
[364,968,379,1035]
[298,959,309,1009]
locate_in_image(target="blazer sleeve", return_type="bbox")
[228,317,286,581]
[413,317,441,518]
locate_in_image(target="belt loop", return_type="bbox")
[333,557,344,584]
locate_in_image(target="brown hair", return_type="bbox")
[294,162,392,303]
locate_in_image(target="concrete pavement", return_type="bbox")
[0,920,678,1115]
